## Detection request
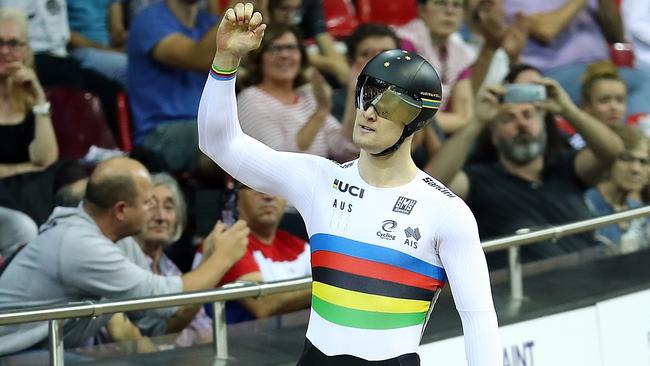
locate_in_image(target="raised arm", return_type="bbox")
[526,0,587,44]
[437,202,501,366]
[425,86,503,197]
[537,78,623,185]
[198,3,324,212]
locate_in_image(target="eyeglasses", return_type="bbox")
[618,151,650,165]
[431,0,464,9]
[266,44,300,55]
[0,38,26,51]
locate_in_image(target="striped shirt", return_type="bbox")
[237,85,358,162]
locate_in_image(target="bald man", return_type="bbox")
[0,157,249,355]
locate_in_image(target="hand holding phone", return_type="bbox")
[502,83,547,104]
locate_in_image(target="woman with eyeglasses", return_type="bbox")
[584,125,650,254]
[396,0,474,135]
[237,23,358,162]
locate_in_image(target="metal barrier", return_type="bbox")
[1,205,649,365]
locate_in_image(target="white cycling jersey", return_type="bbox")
[198,73,501,364]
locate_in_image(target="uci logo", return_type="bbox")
[333,179,365,199]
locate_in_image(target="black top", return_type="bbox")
[0,113,34,164]
[466,151,595,265]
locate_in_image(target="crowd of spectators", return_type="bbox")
[0,0,649,357]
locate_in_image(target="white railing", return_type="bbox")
[1,205,649,365]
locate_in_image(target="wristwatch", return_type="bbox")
[32,102,51,116]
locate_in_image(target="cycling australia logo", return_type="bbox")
[393,196,417,214]
[404,227,421,249]
[376,220,397,241]
[333,179,365,199]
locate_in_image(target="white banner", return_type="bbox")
[419,307,601,366]
[597,289,650,366]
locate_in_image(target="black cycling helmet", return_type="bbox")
[355,49,442,156]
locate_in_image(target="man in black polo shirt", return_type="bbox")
[426,78,624,267]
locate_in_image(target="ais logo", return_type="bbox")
[333,179,365,198]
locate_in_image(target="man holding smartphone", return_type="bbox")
[426,78,624,266]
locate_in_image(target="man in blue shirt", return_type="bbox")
[127,0,219,172]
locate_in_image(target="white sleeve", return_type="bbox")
[437,201,501,366]
[622,0,650,45]
[198,75,324,215]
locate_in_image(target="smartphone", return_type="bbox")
[503,84,547,104]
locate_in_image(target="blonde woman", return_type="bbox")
[0,8,65,224]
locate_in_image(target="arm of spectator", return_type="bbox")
[308,33,349,84]
[69,31,109,50]
[11,62,59,167]
[425,86,504,198]
[0,162,46,179]
[107,313,158,352]
[622,0,650,45]
[152,25,219,72]
[156,221,249,334]
[595,0,624,44]
[502,12,529,64]
[470,3,507,92]
[438,203,501,366]
[296,70,331,151]
[181,220,249,292]
[436,78,474,134]
[108,1,128,49]
[236,271,311,318]
[340,59,364,142]
[538,78,623,185]
[526,0,587,44]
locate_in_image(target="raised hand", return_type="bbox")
[309,68,332,112]
[205,219,250,266]
[475,85,505,125]
[216,2,266,58]
[537,78,575,116]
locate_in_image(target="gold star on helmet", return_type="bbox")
[405,55,411,61]
[384,61,390,67]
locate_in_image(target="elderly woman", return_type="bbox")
[237,23,358,162]
[584,125,649,253]
[124,173,228,347]
[397,0,474,134]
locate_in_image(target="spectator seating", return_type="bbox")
[116,92,133,153]
[45,87,118,160]
[356,0,417,26]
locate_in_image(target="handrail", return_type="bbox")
[0,206,649,365]
[482,205,650,252]
[1,205,649,325]
[0,277,312,326]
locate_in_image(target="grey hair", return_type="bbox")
[0,8,29,40]
[151,173,187,243]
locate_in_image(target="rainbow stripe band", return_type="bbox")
[210,64,237,80]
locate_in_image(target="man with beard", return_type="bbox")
[426,79,624,267]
